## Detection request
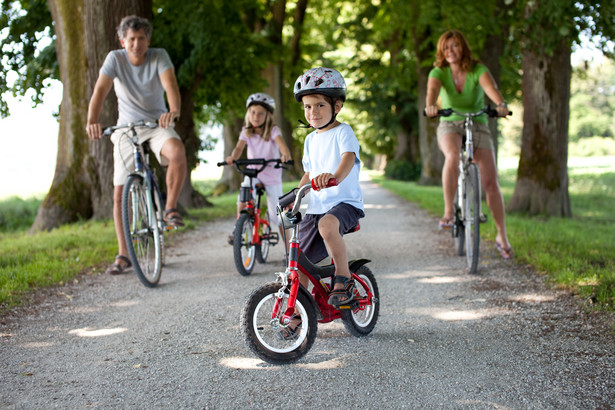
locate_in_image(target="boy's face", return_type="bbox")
[302,94,341,131]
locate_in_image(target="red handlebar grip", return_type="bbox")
[311,177,339,191]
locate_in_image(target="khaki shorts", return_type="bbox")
[111,126,181,186]
[437,120,494,151]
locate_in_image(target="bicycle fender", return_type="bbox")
[348,258,371,273]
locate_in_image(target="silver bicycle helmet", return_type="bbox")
[246,92,275,113]
[293,67,347,102]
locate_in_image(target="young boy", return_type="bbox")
[293,67,364,306]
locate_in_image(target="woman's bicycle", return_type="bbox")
[433,105,510,274]
[103,120,169,288]
[217,158,291,276]
[240,179,379,364]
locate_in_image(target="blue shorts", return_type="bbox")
[297,203,365,263]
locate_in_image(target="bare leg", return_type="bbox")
[160,138,187,211]
[474,148,512,252]
[438,132,462,222]
[319,214,350,285]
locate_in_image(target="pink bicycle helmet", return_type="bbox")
[246,92,275,113]
[293,67,347,102]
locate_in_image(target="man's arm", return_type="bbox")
[159,67,181,128]
[86,73,114,140]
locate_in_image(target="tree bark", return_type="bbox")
[414,28,442,186]
[31,0,152,232]
[508,38,572,217]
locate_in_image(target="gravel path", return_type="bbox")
[1,180,614,409]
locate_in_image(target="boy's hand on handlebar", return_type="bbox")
[311,173,338,191]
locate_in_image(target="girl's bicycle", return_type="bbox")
[103,120,168,288]
[217,158,291,276]
[240,179,379,364]
[434,105,511,274]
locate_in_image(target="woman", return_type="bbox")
[425,29,513,259]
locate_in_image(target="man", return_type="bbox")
[86,15,187,275]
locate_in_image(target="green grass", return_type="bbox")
[0,180,303,311]
[370,158,615,310]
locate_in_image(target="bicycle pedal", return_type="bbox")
[480,213,488,223]
[264,232,279,245]
[165,225,177,231]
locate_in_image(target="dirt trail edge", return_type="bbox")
[1,180,614,408]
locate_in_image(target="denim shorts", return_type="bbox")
[437,120,494,151]
[297,202,365,263]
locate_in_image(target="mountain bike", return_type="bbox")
[217,158,291,276]
[240,179,379,364]
[103,120,169,288]
[433,105,511,274]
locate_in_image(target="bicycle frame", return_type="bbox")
[273,183,374,327]
[458,114,482,221]
[240,179,269,247]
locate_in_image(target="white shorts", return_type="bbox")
[111,126,181,186]
[238,176,283,228]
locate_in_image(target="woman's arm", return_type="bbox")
[425,76,442,117]
[479,71,509,116]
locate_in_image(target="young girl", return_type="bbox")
[225,93,292,244]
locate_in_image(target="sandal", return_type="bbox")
[495,242,514,260]
[328,275,356,306]
[278,314,302,340]
[438,216,454,230]
[164,208,185,228]
[105,255,132,275]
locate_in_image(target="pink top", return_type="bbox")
[239,125,283,186]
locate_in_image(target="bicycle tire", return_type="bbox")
[122,174,163,287]
[255,213,270,264]
[340,265,380,337]
[241,282,317,364]
[464,163,481,274]
[234,213,256,276]
[152,185,166,267]
[453,198,465,257]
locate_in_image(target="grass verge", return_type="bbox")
[370,158,615,310]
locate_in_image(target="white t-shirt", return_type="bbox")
[100,48,174,125]
[239,126,283,186]
[302,123,363,214]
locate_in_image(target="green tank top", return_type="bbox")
[428,63,489,124]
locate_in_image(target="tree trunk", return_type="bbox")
[31,0,152,232]
[414,29,442,186]
[508,38,572,217]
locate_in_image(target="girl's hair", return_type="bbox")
[243,109,275,141]
[434,29,480,72]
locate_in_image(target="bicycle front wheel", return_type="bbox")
[234,213,256,276]
[463,163,481,274]
[241,282,317,364]
[122,175,163,287]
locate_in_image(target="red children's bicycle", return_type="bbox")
[218,158,291,276]
[240,179,379,364]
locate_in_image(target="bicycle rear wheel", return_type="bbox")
[463,163,481,274]
[122,175,163,287]
[341,265,380,336]
[234,213,256,276]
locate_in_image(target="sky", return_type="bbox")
[0,42,608,199]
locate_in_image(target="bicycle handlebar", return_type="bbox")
[278,178,338,211]
[423,105,512,118]
[217,158,294,177]
[103,120,158,136]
